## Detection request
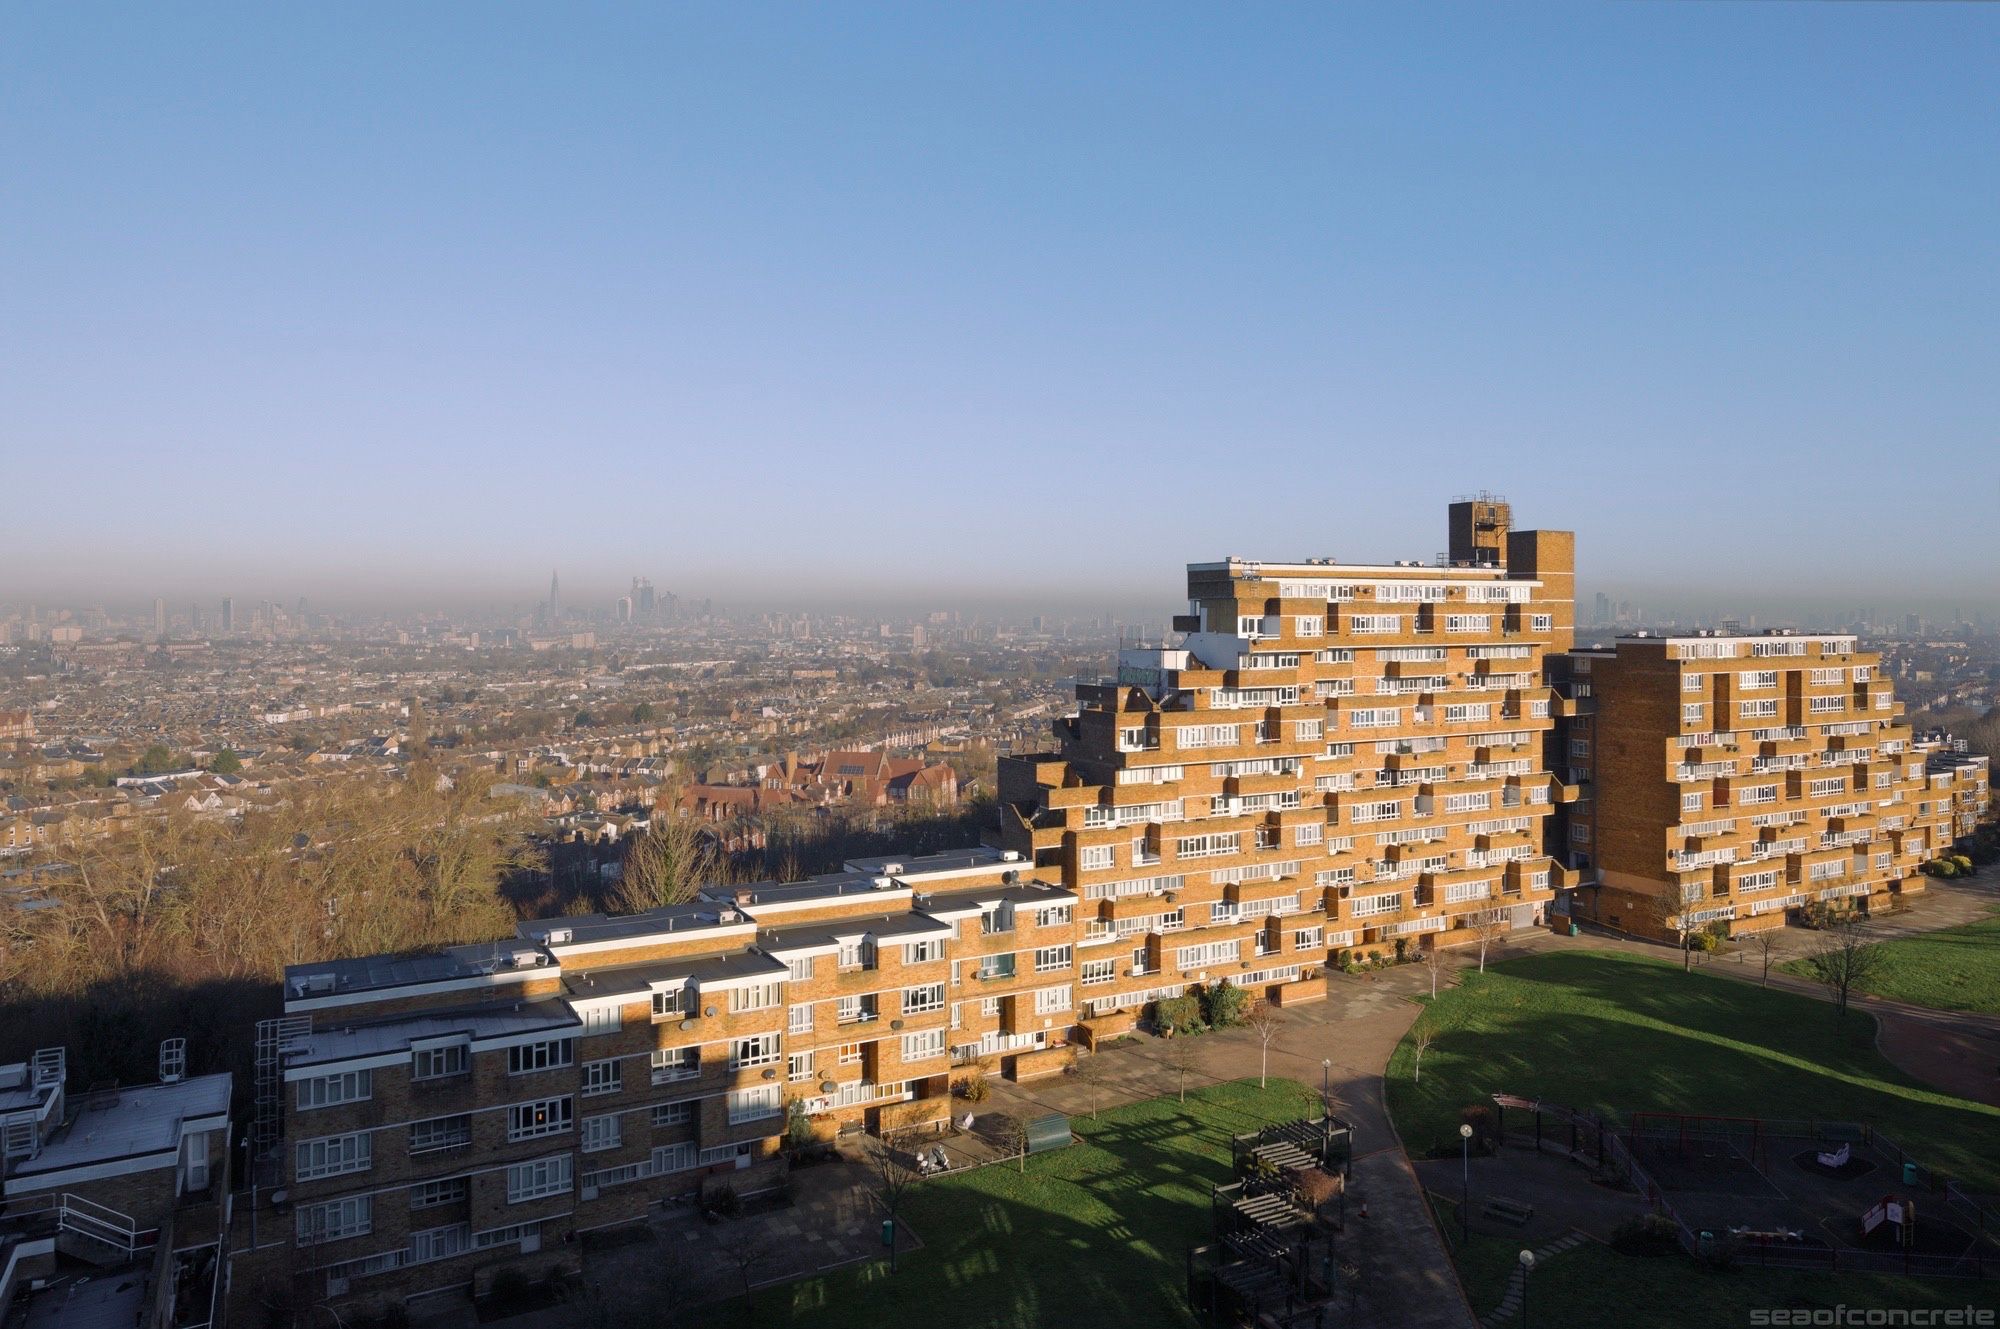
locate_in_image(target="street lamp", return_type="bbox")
[1518,1248,1536,1327]
[1459,1124,1474,1243]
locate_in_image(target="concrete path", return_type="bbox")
[1476,1231,1588,1329]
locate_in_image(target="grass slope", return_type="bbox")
[1385,948,2000,1188]
[1393,950,2000,1328]
[739,1077,1321,1329]
[1781,905,2000,1015]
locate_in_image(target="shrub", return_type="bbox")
[1201,979,1250,1029]
[1367,949,1384,965]
[707,1184,742,1219]
[487,1266,531,1305]
[1155,993,1205,1036]
[1934,860,1959,878]
[1610,1213,1682,1256]
[1951,854,1974,872]
[956,1073,991,1103]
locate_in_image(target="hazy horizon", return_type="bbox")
[5,6,1996,613]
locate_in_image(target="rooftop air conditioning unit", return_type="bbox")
[882,864,904,875]
[546,928,572,946]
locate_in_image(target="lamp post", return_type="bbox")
[1518,1248,1536,1327]
[1459,1124,1474,1243]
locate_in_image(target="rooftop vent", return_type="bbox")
[545,928,573,946]
[881,863,904,875]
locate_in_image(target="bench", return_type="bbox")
[1482,1197,1536,1227]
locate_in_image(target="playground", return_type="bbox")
[1621,1113,1995,1271]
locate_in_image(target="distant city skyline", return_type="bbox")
[5,6,1996,608]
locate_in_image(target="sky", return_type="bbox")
[3,4,1996,618]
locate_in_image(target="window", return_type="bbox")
[409,1178,467,1210]
[651,987,685,1019]
[730,1034,781,1070]
[1348,707,1400,729]
[411,1223,470,1263]
[1294,927,1324,951]
[1176,832,1241,858]
[296,1196,371,1245]
[506,1155,572,1203]
[1683,674,1705,693]
[1682,792,1703,813]
[412,1043,469,1081]
[581,1114,621,1154]
[580,1005,621,1036]
[650,1047,698,1083]
[1741,784,1779,806]
[835,994,878,1024]
[785,957,815,982]
[507,1097,573,1141]
[569,1059,616,1098]
[1034,945,1072,973]
[1681,704,1704,724]
[788,1002,814,1033]
[901,1029,946,1060]
[727,1085,782,1125]
[1174,941,1241,969]
[1349,893,1402,919]
[1080,845,1115,871]
[1531,614,1553,632]
[1743,670,1779,690]
[788,1053,813,1083]
[906,938,945,964]
[1295,823,1323,847]
[1081,959,1116,986]
[1444,614,1491,633]
[902,983,945,1014]
[651,1101,692,1127]
[508,1039,574,1075]
[1034,985,1071,1014]
[972,954,1015,981]
[1740,699,1779,719]
[1568,739,1591,758]
[838,1043,863,1065]
[837,939,876,970]
[408,1114,471,1154]
[731,982,782,1012]
[980,903,1015,934]
[295,1132,371,1181]
[295,1070,370,1110]
[652,1143,697,1175]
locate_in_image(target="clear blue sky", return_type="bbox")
[4,4,1995,615]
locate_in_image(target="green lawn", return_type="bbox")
[1394,950,2000,1327]
[1386,948,2000,1188]
[732,1077,1321,1329]
[1781,905,2000,1015]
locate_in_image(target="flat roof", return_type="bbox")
[283,1000,578,1070]
[518,902,749,947]
[756,911,953,955]
[284,939,550,1000]
[722,871,907,908]
[10,1072,231,1180]
[561,948,786,999]
[844,847,1014,878]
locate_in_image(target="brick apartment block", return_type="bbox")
[53,495,1961,1325]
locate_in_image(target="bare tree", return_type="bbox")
[1409,1022,1437,1084]
[1070,1051,1108,1118]
[1749,928,1783,987]
[1802,919,1883,1019]
[1422,940,1449,997]
[1244,1001,1286,1089]
[1468,910,1508,973]
[869,1130,926,1273]
[1172,1035,1200,1104]
[713,1224,778,1310]
[994,1113,1029,1173]
[616,804,721,911]
[1647,883,1699,972]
